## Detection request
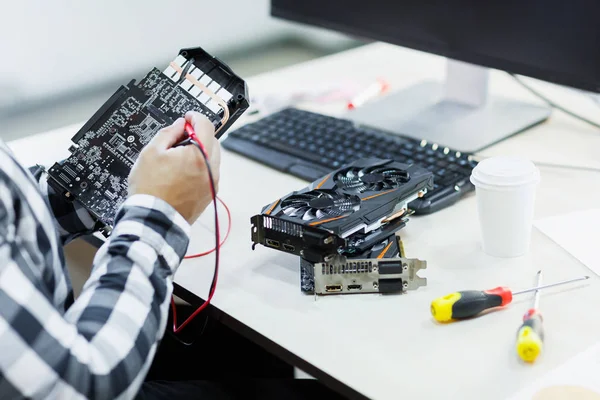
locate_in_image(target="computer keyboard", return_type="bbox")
[222,107,478,214]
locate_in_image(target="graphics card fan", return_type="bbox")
[335,163,410,193]
[280,189,360,221]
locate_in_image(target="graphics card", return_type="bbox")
[300,234,427,295]
[46,46,249,232]
[251,158,434,262]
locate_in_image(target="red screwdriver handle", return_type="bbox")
[435,286,514,321]
[484,286,513,306]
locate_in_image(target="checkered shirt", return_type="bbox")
[0,140,191,399]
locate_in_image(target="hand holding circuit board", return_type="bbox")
[46,47,249,234]
[128,112,221,224]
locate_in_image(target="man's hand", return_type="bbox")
[128,111,221,224]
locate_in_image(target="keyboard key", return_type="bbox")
[399,149,413,158]
[268,141,328,166]
[320,157,333,166]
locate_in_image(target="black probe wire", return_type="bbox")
[169,138,220,337]
[189,140,219,298]
[471,74,600,173]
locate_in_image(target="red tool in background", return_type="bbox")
[347,78,390,110]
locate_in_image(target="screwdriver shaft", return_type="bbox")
[533,270,542,310]
[513,275,589,296]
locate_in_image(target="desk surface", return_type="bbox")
[8,43,600,400]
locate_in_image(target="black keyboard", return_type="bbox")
[222,107,477,214]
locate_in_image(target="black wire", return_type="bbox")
[166,312,210,346]
[189,140,219,296]
[167,138,219,339]
[177,57,195,85]
[167,140,218,339]
[472,155,600,173]
[510,73,600,130]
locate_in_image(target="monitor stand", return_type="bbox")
[344,59,552,153]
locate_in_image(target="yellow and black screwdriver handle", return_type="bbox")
[430,287,513,323]
[516,308,544,363]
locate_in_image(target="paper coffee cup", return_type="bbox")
[470,156,540,257]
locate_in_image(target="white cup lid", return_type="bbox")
[470,156,540,190]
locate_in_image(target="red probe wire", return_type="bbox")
[184,196,231,259]
[170,122,224,334]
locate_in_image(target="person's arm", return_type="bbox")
[0,190,189,399]
[29,163,101,246]
[0,112,219,399]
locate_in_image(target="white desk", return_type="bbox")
[8,43,600,400]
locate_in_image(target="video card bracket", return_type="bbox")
[300,235,427,295]
[312,257,427,295]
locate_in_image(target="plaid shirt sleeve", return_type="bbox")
[0,152,191,400]
[29,163,101,245]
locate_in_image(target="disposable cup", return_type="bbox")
[470,156,540,257]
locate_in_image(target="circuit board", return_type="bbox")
[46,47,249,233]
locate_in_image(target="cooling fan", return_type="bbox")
[335,164,410,193]
[280,189,360,221]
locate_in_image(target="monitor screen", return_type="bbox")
[272,0,600,93]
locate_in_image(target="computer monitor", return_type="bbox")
[271,0,600,153]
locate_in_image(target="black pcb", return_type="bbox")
[46,47,249,231]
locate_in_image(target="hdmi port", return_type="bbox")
[283,244,295,252]
[347,284,362,290]
[325,285,342,292]
[265,239,280,248]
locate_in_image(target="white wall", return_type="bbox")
[0,0,351,110]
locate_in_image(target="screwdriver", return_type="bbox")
[430,275,589,323]
[516,270,544,363]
